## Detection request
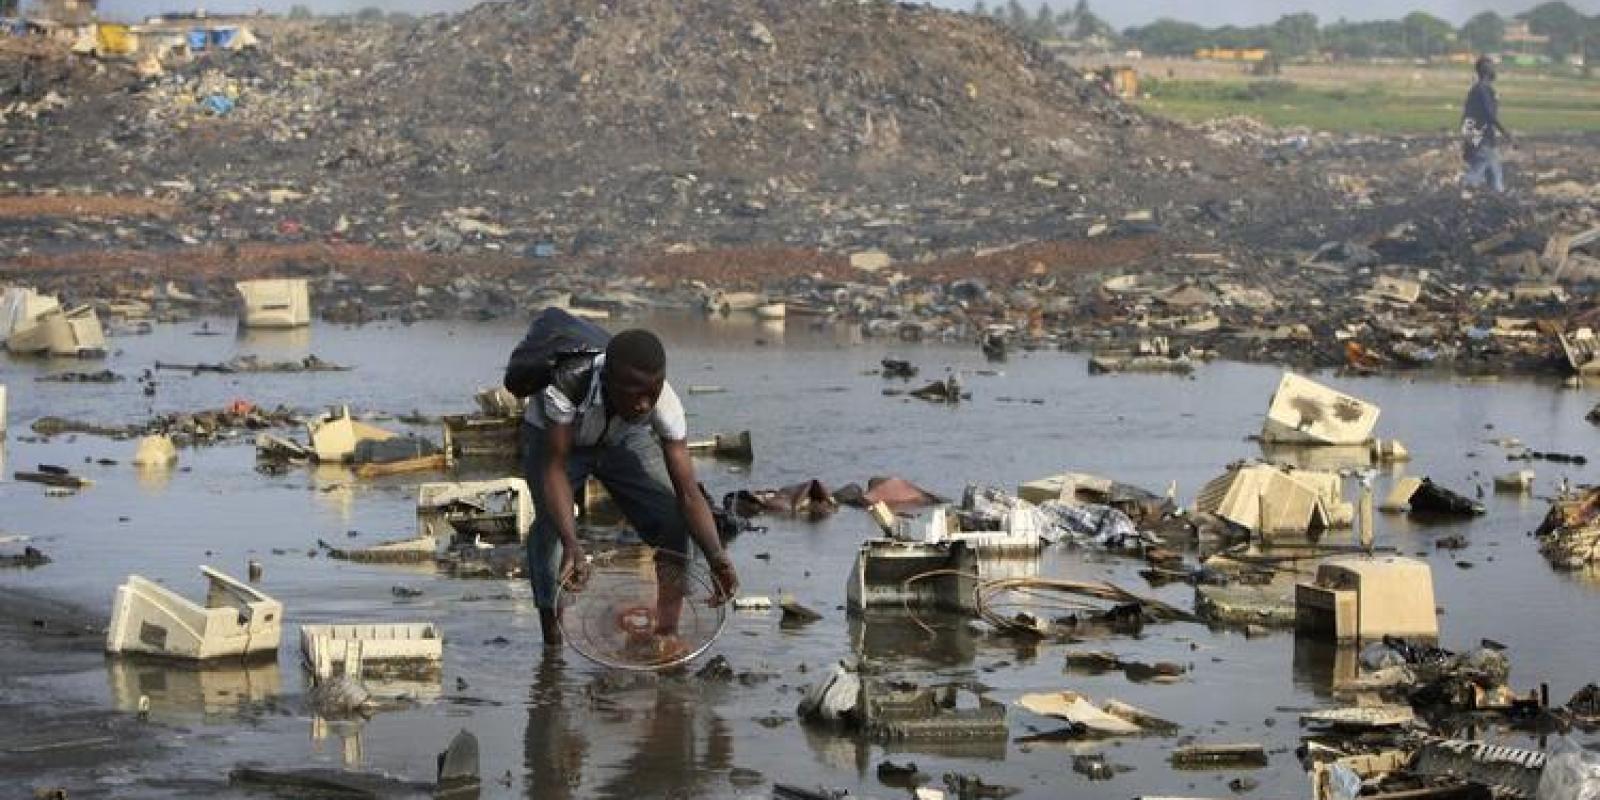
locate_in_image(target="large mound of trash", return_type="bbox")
[0,1,1285,259]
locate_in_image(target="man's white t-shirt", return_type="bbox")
[523,353,688,446]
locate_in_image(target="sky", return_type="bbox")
[79,0,1600,30]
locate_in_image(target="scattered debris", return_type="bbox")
[14,464,93,489]
[1295,556,1438,641]
[779,596,823,627]
[1261,373,1380,447]
[1170,744,1268,769]
[1382,477,1486,516]
[1196,461,1350,538]
[1535,487,1600,569]
[1016,691,1176,736]
[236,278,310,328]
[106,566,282,660]
[131,435,177,468]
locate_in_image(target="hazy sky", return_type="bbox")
[84,0,1600,30]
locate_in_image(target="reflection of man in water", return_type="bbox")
[518,329,739,650]
[525,659,732,800]
[524,655,587,799]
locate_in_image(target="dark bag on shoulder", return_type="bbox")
[503,307,612,399]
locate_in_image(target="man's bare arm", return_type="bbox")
[661,438,739,600]
[540,422,586,579]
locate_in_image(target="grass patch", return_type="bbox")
[1138,76,1600,135]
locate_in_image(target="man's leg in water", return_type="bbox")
[521,421,598,645]
[595,425,692,639]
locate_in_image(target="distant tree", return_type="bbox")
[286,4,313,19]
[1073,0,1109,40]
[0,0,18,15]
[354,6,385,23]
[1004,0,1027,33]
[1123,18,1208,55]
[1033,2,1056,39]
[386,10,412,24]
[1519,1,1586,58]
[1459,11,1504,54]
[1271,12,1320,57]
[970,0,987,17]
[1402,11,1453,57]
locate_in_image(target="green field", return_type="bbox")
[1135,68,1600,134]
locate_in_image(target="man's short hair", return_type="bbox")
[1475,56,1496,78]
[607,329,667,375]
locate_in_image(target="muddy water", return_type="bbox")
[2,311,1598,799]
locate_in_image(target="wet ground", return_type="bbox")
[2,311,1598,799]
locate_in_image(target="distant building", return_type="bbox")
[1503,20,1550,56]
[31,0,94,25]
[1195,47,1270,63]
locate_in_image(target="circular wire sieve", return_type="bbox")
[556,545,727,670]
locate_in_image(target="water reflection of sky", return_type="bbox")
[1,310,1598,797]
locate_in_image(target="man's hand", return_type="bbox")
[560,543,591,593]
[708,552,739,607]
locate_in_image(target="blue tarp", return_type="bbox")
[209,27,236,48]
[187,28,208,51]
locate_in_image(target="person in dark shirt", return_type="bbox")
[1461,56,1511,193]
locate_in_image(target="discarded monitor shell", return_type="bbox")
[687,430,753,461]
[1195,462,1350,537]
[1261,372,1380,447]
[920,504,1044,555]
[701,289,762,315]
[441,414,519,461]
[1294,556,1438,643]
[1559,328,1600,375]
[106,566,283,660]
[862,680,1007,742]
[847,539,976,614]
[1381,476,1484,516]
[417,478,533,548]
[6,304,107,357]
[1494,470,1536,494]
[308,406,395,464]
[235,278,311,328]
[301,623,443,681]
[132,434,178,468]
[0,287,60,345]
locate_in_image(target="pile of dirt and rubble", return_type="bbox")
[0,0,1298,263]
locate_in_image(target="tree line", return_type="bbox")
[975,0,1599,63]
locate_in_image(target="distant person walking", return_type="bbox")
[1461,56,1511,194]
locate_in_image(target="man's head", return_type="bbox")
[1476,56,1497,82]
[603,329,667,422]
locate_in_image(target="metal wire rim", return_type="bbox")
[556,546,729,671]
